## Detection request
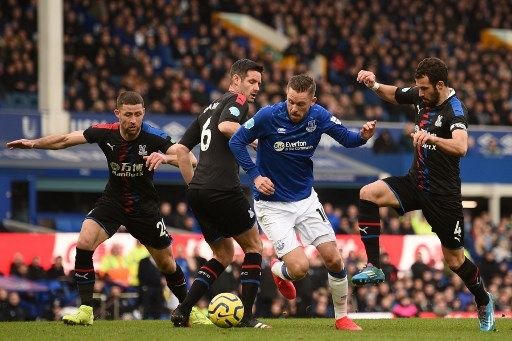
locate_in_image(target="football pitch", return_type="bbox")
[0,318,509,340]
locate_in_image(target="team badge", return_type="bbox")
[276,240,285,251]
[138,145,148,156]
[110,162,120,171]
[306,120,317,132]
[244,118,255,129]
[277,127,286,134]
[434,115,443,127]
[229,106,240,117]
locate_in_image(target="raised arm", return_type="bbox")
[6,130,87,150]
[357,70,398,104]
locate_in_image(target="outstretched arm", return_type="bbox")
[357,70,399,104]
[6,130,87,150]
[144,146,197,171]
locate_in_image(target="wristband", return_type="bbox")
[371,82,380,91]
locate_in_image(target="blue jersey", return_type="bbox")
[229,101,366,202]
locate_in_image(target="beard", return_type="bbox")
[424,88,440,107]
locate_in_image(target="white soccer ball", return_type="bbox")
[207,292,244,328]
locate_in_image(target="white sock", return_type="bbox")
[328,273,348,319]
[271,260,292,280]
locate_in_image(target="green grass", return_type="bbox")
[0,318,509,340]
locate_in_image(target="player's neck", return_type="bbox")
[436,88,451,106]
[120,129,140,141]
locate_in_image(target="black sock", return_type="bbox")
[240,253,262,320]
[358,199,381,268]
[180,258,225,314]
[164,265,187,303]
[74,248,95,306]
[451,257,489,306]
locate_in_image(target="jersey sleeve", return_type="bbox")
[179,118,201,150]
[83,125,107,143]
[229,106,269,182]
[395,86,421,105]
[218,93,250,124]
[449,105,469,133]
[322,108,366,148]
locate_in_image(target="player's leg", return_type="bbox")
[423,200,494,332]
[296,191,360,330]
[173,237,234,326]
[443,247,494,331]
[233,225,267,325]
[316,241,361,331]
[145,245,187,304]
[353,176,415,286]
[63,218,109,325]
[254,199,303,300]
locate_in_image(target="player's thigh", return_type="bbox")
[77,218,109,250]
[187,189,255,243]
[295,193,336,248]
[254,200,300,259]
[360,179,400,207]
[422,196,464,251]
[80,204,124,249]
[126,215,172,250]
[233,225,262,254]
[379,176,422,214]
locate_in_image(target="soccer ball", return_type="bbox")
[207,292,244,328]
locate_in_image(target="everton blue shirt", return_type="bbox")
[229,101,366,202]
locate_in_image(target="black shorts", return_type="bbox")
[383,175,464,250]
[86,203,172,249]
[186,188,256,244]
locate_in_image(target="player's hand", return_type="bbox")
[360,120,377,140]
[254,176,275,195]
[250,139,258,151]
[6,139,35,149]
[356,70,377,88]
[143,152,168,171]
[411,130,437,149]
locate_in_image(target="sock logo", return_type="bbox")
[75,273,89,279]
[359,226,369,234]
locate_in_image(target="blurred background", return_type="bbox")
[0,0,510,321]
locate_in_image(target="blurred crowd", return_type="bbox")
[1,0,512,125]
[1,209,510,321]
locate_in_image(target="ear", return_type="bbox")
[232,74,241,86]
[311,96,317,105]
[436,81,444,91]
[114,108,120,118]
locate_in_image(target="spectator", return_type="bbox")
[46,256,66,280]
[27,256,46,281]
[2,292,25,321]
[372,130,399,154]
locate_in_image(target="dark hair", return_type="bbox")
[287,74,316,96]
[415,57,448,86]
[116,91,144,109]
[229,59,264,80]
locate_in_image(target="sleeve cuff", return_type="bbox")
[247,167,261,183]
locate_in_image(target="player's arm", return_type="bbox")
[172,143,195,184]
[412,127,468,157]
[357,70,399,104]
[325,113,376,147]
[6,130,87,150]
[174,119,201,184]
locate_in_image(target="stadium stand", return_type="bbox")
[1,0,511,125]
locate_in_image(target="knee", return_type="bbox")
[242,238,263,255]
[155,257,176,274]
[323,254,343,272]
[213,248,234,267]
[286,259,309,279]
[76,236,95,251]
[447,253,465,270]
[359,184,374,201]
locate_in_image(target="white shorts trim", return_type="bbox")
[254,189,335,258]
